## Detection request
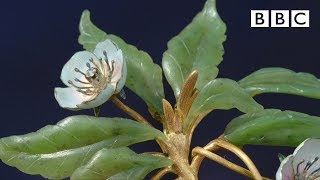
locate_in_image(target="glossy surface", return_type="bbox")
[79,10,165,114]
[185,78,263,131]
[224,109,320,147]
[71,147,172,179]
[0,116,164,179]
[55,39,126,110]
[239,68,320,99]
[162,0,226,100]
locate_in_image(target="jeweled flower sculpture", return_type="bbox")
[276,138,320,180]
[1,1,320,179]
[55,39,127,110]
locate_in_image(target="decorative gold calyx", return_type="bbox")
[177,70,199,121]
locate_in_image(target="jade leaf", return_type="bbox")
[224,109,320,147]
[71,147,172,180]
[162,0,226,100]
[184,78,263,132]
[79,10,164,115]
[0,116,164,179]
[239,68,320,99]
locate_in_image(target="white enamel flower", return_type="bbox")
[276,138,320,180]
[54,39,127,110]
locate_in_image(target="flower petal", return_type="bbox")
[54,87,93,110]
[292,138,320,177]
[94,40,124,83]
[276,155,294,180]
[114,57,127,93]
[61,51,99,86]
[111,49,125,84]
[77,84,116,109]
[93,39,120,63]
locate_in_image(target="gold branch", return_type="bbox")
[191,138,266,180]
[111,96,150,125]
[151,167,174,180]
[192,147,271,180]
[214,140,262,180]
[111,96,168,153]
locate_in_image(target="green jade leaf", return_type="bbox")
[224,109,320,147]
[71,147,172,180]
[162,0,226,100]
[0,116,164,179]
[79,10,164,115]
[239,68,320,99]
[184,79,263,132]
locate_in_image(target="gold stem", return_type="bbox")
[191,138,266,180]
[192,147,271,180]
[111,96,167,153]
[151,167,174,180]
[214,140,262,180]
[143,152,165,157]
[186,112,209,137]
[190,142,220,173]
[111,96,150,125]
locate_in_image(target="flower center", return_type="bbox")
[295,157,320,180]
[68,51,115,96]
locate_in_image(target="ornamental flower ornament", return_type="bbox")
[54,39,127,110]
[276,138,320,180]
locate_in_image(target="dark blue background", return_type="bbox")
[0,0,319,179]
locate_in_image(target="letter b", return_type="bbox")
[251,10,269,27]
[271,10,289,27]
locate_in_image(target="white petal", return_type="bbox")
[111,49,125,83]
[54,87,93,110]
[292,138,320,177]
[61,51,99,86]
[276,155,294,180]
[77,84,116,109]
[115,57,127,93]
[93,39,120,63]
[94,41,124,83]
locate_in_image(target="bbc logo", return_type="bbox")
[251,10,310,28]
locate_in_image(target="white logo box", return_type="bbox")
[251,10,310,28]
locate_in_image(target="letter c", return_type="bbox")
[294,13,306,25]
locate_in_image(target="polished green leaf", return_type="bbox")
[71,147,172,180]
[162,0,226,99]
[79,10,164,114]
[0,116,164,179]
[239,68,320,99]
[184,79,263,131]
[224,109,320,147]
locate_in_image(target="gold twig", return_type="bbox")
[143,152,166,157]
[111,96,168,153]
[186,113,208,143]
[191,137,268,180]
[192,147,271,180]
[190,141,220,173]
[151,167,174,180]
[111,96,150,125]
[214,139,262,180]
